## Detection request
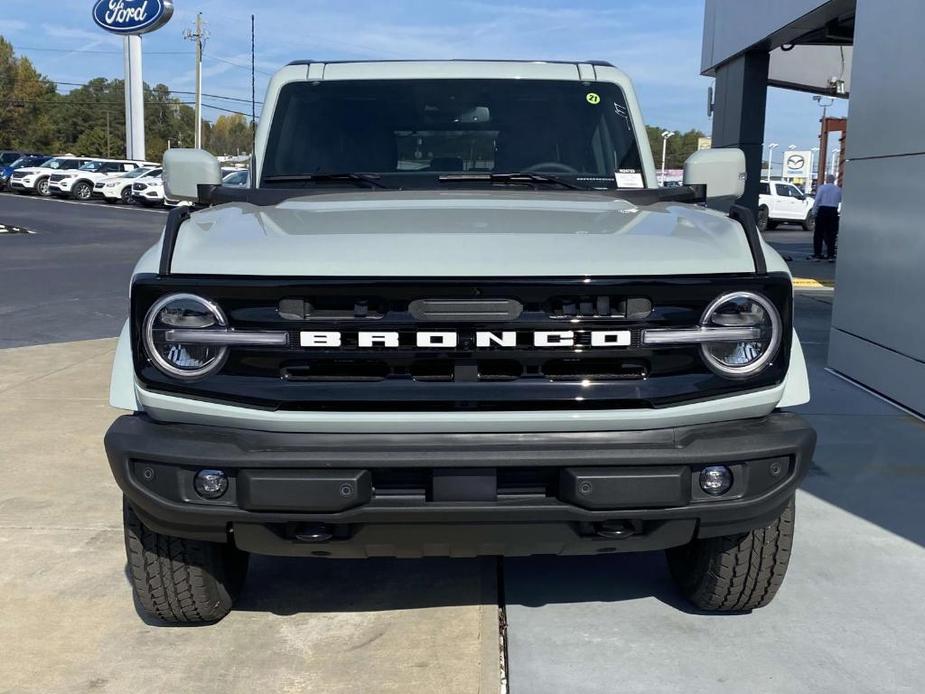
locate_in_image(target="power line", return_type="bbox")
[169,90,263,105]
[6,77,263,105]
[205,53,274,76]
[14,46,191,55]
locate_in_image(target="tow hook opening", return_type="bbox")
[594,520,641,539]
[293,523,334,543]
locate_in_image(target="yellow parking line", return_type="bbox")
[793,278,835,289]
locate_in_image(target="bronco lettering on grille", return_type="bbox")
[299,331,632,348]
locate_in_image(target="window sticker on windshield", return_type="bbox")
[615,169,644,189]
[586,92,601,105]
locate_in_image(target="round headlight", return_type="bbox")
[700,292,781,377]
[143,293,228,380]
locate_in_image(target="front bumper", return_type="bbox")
[105,412,816,558]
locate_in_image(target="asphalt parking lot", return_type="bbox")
[1,196,923,693]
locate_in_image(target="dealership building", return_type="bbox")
[702,0,925,415]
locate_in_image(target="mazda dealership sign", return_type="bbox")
[92,0,174,35]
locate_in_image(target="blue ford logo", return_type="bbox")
[92,0,174,35]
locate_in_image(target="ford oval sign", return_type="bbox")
[92,0,174,35]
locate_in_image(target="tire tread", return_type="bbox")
[667,496,795,612]
[123,501,247,624]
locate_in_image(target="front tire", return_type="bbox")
[757,205,770,232]
[121,187,134,204]
[36,177,51,197]
[123,501,249,624]
[72,181,93,201]
[666,496,795,612]
[802,212,815,231]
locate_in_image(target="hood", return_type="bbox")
[169,190,760,277]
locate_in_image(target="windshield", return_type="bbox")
[78,161,105,172]
[122,167,152,179]
[45,158,81,170]
[262,79,645,189]
[10,156,46,169]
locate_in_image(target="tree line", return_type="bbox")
[0,36,253,161]
[644,126,708,170]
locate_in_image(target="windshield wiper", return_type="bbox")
[263,173,388,189]
[438,172,587,191]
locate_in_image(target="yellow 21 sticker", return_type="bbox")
[586,92,601,105]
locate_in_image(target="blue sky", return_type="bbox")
[1,0,847,159]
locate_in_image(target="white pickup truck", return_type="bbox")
[758,181,815,232]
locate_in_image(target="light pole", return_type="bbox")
[767,143,779,180]
[809,147,820,192]
[660,130,675,186]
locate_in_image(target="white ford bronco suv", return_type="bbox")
[105,60,815,623]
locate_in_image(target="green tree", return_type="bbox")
[646,126,707,169]
[205,113,253,157]
[0,36,59,151]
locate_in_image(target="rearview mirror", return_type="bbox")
[163,149,222,203]
[683,148,746,211]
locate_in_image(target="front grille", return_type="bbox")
[131,275,793,411]
[95,182,105,189]
[49,174,68,183]
[133,183,147,192]
[11,172,26,180]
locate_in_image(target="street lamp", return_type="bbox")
[809,147,820,193]
[660,130,675,185]
[766,143,779,180]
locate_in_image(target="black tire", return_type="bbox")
[123,501,249,624]
[72,181,93,201]
[757,206,769,232]
[121,186,134,204]
[802,212,815,231]
[666,496,795,612]
[36,177,51,197]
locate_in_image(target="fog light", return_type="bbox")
[194,469,228,499]
[700,466,733,496]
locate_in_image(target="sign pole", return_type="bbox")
[123,35,146,160]
[93,0,174,160]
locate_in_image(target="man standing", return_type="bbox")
[810,174,843,262]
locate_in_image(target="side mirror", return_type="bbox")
[683,148,746,210]
[163,149,222,203]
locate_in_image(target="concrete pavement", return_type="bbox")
[0,338,499,694]
[502,293,925,694]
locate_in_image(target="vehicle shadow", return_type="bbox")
[127,549,712,624]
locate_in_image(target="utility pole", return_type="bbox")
[660,130,675,186]
[106,111,111,158]
[184,13,206,149]
[251,14,256,140]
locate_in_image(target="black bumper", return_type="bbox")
[105,413,816,558]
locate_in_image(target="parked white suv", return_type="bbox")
[49,160,146,200]
[95,166,161,204]
[131,170,165,207]
[8,156,90,196]
[758,181,815,231]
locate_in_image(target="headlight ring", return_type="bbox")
[143,293,229,380]
[699,291,782,378]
